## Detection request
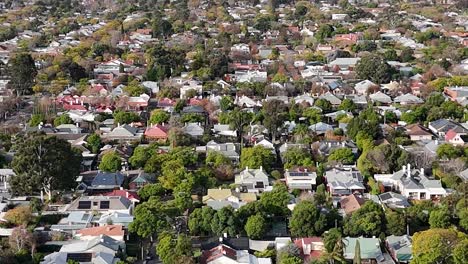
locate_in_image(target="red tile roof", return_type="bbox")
[102,190,140,202]
[201,245,237,264]
[145,125,170,139]
[340,193,365,215]
[77,225,124,237]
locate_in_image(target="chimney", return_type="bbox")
[435,139,439,145]
[420,168,424,175]
[106,226,111,232]
[305,168,308,172]
[223,233,228,238]
[407,163,411,177]
[260,166,263,171]
[402,165,406,173]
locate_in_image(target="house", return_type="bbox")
[459,168,468,182]
[378,192,410,209]
[144,124,170,141]
[84,171,125,193]
[319,92,342,105]
[328,58,360,71]
[343,237,386,263]
[50,211,93,232]
[445,127,468,145]
[235,167,270,193]
[205,141,240,162]
[42,235,125,264]
[293,237,324,262]
[309,122,333,135]
[234,95,262,108]
[202,189,256,210]
[394,93,424,105]
[97,212,134,227]
[180,80,203,99]
[315,140,359,157]
[325,169,365,196]
[405,124,433,141]
[354,80,377,95]
[66,196,133,215]
[183,122,205,137]
[294,93,315,105]
[444,86,468,102]
[200,244,272,264]
[128,171,155,190]
[102,189,140,204]
[76,225,125,241]
[212,124,237,137]
[284,169,317,190]
[386,235,412,263]
[374,164,447,201]
[339,193,365,215]
[428,119,465,138]
[369,91,392,105]
[104,124,142,141]
[254,138,275,152]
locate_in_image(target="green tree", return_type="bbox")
[429,207,451,228]
[412,228,461,264]
[400,47,414,62]
[189,207,216,236]
[303,108,322,124]
[453,239,468,264]
[344,201,384,237]
[137,183,165,201]
[8,53,37,96]
[53,114,73,127]
[124,81,146,96]
[86,133,102,154]
[383,49,398,61]
[355,54,394,84]
[314,98,332,112]
[240,145,275,172]
[4,206,33,226]
[289,200,326,237]
[328,148,354,164]
[157,233,193,264]
[245,214,267,239]
[437,144,463,160]
[323,228,342,253]
[99,151,122,172]
[113,111,140,125]
[210,206,240,236]
[29,114,45,127]
[282,147,313,169]
[149,109,170,125]
[10,134,82,200]
[259,183,291,216]
[339,99,356,112]
[220,96,233,112]
[316,24,334,43]
[262,99,288,140]
[385,209,405,235]
[129,198,170,239]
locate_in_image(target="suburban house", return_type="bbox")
[325,169,365,196]
[343,237,386,263]
[405,124,433,141]
[204,141,240,162]
[374,165,447,201]
[444,127,468,145]
[50,211,93,232]
[104,124,143,141]
[81,171,125,193]
[378,192,410,209]
[293,237,324,262]
[66,196,134,215]
[328,58,360,71]
[429,119,466,138]
[144,124,170,141]
[202,189,257,210]
[97,212,134,227]
[284,169,317,190]
[339,193,365,215]
[235,167,270,193]
[183,122,205,137]
[386,235,413,263]
[127,171,155,190]
[200,244,272,264]
[41,235,126,264]
[394,93,424,105]
[354,80,376,95]
[75,225,125,241]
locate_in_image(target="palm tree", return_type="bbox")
[293,123,309,142]
[322,237,346,264]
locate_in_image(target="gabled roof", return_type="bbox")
[406,124,433,136]
[340,194,365,214]
[76,225,124,238]
[91,172,125,187]
[343,237,383,260]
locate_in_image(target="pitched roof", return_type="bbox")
[340,194,365,214]
[77,225,124,237]
[144,124,169,138]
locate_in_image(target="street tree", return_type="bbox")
[412,228,461,264]
[10,133,82,200]
[99,151,122,172]
[245,214,267,240]
[8,53,37,96]
[240,145,275,172]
